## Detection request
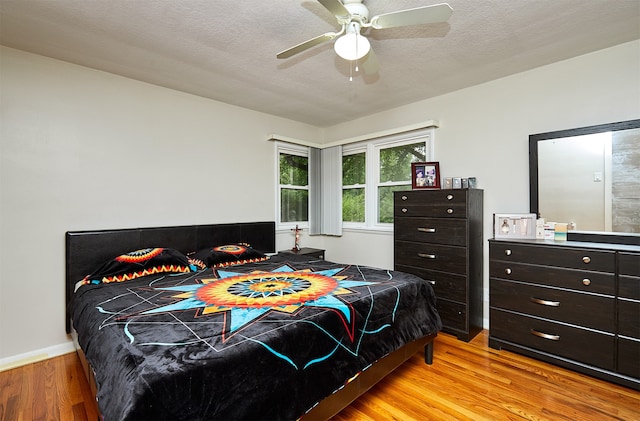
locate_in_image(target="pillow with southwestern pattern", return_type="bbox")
[79,247,195,286]
[188,243,269,269]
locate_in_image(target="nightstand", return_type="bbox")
[278,247,325,259]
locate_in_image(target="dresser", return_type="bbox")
[394,189,483,341]
[489,238,640,390]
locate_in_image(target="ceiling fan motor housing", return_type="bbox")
[342,1,369,24]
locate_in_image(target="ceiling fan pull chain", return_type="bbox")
[354,29,360,72]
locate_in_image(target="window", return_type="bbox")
[376,141,427,223]
[343,128,433,229]
[278,144,309,226]
[275,127,434,231]
[342,151,366,223]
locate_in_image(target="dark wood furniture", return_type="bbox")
[394,189,484,341]
[66,221,437,419]
[279,247,325,259]
[489,238,640,390]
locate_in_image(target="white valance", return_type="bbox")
[268,119,439,149]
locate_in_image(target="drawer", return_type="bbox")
[395,191,468,218]
[489,260,615,295]
[395,241,467,275]
[618,298,640,338]
[490,279,615,332]
[395,264,467,302]
[395,217,467,246]
[490,308,615,370]
[619,275,640,300]
[437,298,467,332]
[618,252,640,325]
[489,242,615,272]
[618,336,640,379]
[619,252,640,276]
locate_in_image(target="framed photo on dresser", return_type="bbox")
[412,162,440,189]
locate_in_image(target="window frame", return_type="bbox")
[342,128,435,231]
[276,142,310,230]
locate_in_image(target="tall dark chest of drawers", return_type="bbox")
[394,189,483,342]
[489,238,640,390]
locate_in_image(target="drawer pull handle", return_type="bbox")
[446,194,453,200]
[505,268,512,275]
[504,249,512,256]
[402,208,408,213]
[582,256,591,264]
[530,297,560,307]
[530,329,560,341]
[417,253,436,259]
[582,278,591,286]
[417,227,436,233]
[446,208,454,214]
[401,195,408,201]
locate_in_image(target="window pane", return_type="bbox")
[281,189,308,222]
[343,152,365,185]
[379,142,427,183]
[378,185,412,223]
[280,153,308,186]
[342,188,365,222]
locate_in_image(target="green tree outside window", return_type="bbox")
[378,142,426,223]
[343,152,366,222]
[280,153,308,223]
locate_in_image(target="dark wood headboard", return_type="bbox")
[65,221,276,333]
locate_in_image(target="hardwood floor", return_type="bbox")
[334,331,639,421]
[0,350,99,421]
[1,330,638,420]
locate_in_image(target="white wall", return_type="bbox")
[1,40,639,366]
[0,47,320,365]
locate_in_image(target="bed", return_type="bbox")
[66,221,442,420]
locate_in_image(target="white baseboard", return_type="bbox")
[0,341,76,372]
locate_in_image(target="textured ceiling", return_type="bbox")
[1,0,639,127]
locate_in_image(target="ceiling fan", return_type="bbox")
[276,0,453,74]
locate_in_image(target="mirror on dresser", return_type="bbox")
[529,119,640,245]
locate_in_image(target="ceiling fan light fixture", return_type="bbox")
[334,31,370,61]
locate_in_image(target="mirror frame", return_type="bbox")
[529,118,640,245]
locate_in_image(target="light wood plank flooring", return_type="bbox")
[1,330,638,420]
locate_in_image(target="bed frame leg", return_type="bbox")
[424,341,434,365]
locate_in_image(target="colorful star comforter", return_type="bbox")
[71,254,442,420]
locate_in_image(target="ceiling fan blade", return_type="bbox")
[361,49,379,75]
[370,3,453,29]
[277,32,338,59]
[318,0,350,19]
